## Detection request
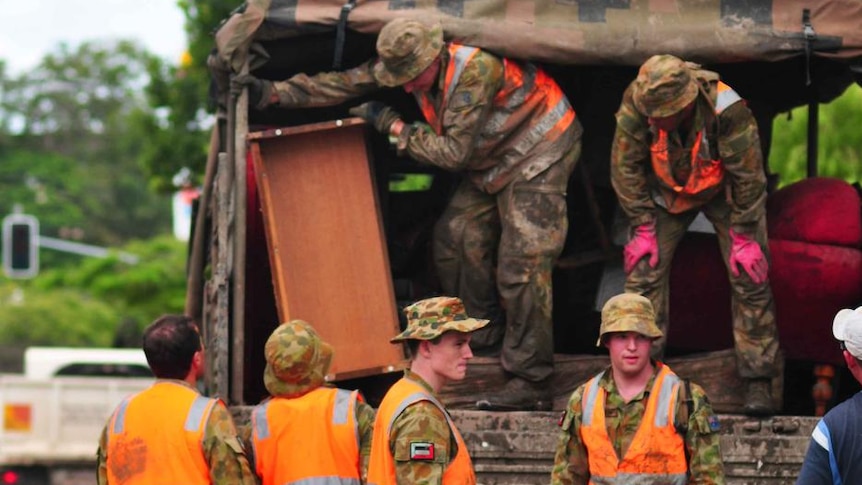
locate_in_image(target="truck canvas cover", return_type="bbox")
[214,0,862,72]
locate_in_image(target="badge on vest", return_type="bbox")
[409,442,435,460]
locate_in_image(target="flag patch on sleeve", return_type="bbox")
[409,442,435,460]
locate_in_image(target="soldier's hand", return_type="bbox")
[231,74,274,110]
[349,101,402,134]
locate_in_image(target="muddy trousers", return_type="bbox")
[624,195,780,378]
[432,142,580,382]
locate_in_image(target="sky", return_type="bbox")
[0,0,187,75]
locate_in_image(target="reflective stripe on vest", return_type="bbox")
[106,382,215,485]
[251,388,362,485]
[649,81,742,213]
[580,365,687,485]
[367,377,475,485]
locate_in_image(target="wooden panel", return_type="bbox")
[249,119,406,380]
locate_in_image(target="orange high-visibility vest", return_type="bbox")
[106,381,216,485]
[650,81,742,213]
[416,43,575,149]
[579,364,688,485]
[250,387,363,485]
[367,376,475,485]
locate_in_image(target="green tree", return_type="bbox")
[770,84,862,186]
[0,235,187,347]
[0,41,171,245]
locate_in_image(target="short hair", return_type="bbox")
[142,314,201,379]
[404,334,443,358]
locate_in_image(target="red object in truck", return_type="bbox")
[667,177,862,366]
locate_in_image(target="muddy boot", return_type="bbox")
[744,378,775,416]
[475,376,552,411]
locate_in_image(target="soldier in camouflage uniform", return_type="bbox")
[243,319,376,485]
[97,315,256,485]
[234,17,583,411]
[551,293,725,485]
[367,296,488,484]
[610,54,780,415]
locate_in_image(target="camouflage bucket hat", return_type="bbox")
[263,319,334,398]
[632,54,699,119]
[373,18,444,87]
[392,296,490,342]
[597,293,663,346]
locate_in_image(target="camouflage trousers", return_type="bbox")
[625,193,780,378]
[432,140,581,382]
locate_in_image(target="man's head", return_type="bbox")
[142,314,203,380]
[263,319,334,398]
[833,306,862,379]
[393,296,489,389]
[599,294,663,378]
[632,54,699,122]
[373,18,444,88]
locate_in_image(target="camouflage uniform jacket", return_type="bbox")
[611,69,767,235]
[96,379,256,485]
[271,46,580,194]
[551,364,725,485]
[238,386,377,483]
[386,369,461,484]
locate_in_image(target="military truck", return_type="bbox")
[189,1,862,482]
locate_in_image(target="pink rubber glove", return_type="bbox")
[729,229,768,284]
[623,222,659,273]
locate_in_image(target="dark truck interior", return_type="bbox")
[222,28,862,410]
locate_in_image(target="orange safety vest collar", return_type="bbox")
[251,387,362,485]
[650,81,742,213]
[367,376,475,485]
[106,381,215,485]
[579,365,688,485]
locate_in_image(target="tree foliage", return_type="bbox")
[0,235,187,347]
[770,84,862,187]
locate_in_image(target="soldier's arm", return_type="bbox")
[397,50,503,171]
[683,383,726,485]
[96,424,109,485]
[270,59,380,108]
[550,388,589,485]
[355,398,377,483]
[203,401,259,485]
[716,101,767,234]
[389,400,451,485]
[610,84,656,227]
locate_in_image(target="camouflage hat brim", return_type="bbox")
[391,316,490,342]
[595,315,663,346]
[633,71,699,119]
[264,340,333,397]
[373,23,444,87]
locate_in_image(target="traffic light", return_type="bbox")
[2,214,39,279]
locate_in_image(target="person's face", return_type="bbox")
[605,331,653,378]
[426,331,474,382]
[648,100,695,132]
[403,58,440,94]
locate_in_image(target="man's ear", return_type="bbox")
[418,340,432,358]
[844,350,860,371]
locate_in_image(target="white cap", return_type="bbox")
[832,306,862,360]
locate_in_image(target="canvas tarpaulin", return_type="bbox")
[214,0,862,73]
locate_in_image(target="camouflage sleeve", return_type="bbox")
[682,383,726,485]
[389,400,451,485]
[203,400,259,485]
[397,49,504,172]
[610,83,656,227]
[355,398,377,483]
[270,59,380,108]
[550,386,589,485]
[96,424,108,485]
[717,101,767,233]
